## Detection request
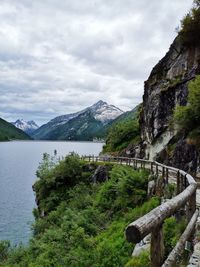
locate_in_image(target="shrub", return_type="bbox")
[125,251,150,267]
[179,2,200,46]
[0,241,10,262]
[174,75,200,135]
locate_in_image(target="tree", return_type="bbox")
[174,75,200,131]
[179,1,200,46]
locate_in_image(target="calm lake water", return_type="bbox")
[0,141,103,245]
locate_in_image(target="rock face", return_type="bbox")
[136,36,200,172]
[91,165,112,183]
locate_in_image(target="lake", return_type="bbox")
[0,141,103,245]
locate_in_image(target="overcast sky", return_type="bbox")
[0,0,193,125]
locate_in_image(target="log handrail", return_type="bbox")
[82,155,199,267]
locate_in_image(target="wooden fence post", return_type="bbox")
[162,167,165,178]
[151,162,153,174]
[187,191,196,222]
[184,174,187,189]
[151,224,165,267]
[156,164,159,177]
[177,171,180,194]
[166,168,169,184]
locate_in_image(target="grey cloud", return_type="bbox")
[0,0,193,124]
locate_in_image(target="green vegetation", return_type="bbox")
[163,217,187,257]
[0,154,160,267]
[103,106,141,153]
[125,251,150,267]
[174,75,200,143]
[179,0,200,46]
[0,118,31,141]
[0,154,189,266]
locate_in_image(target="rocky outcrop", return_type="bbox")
[141,36,200,161]
[123,36,200,174]
[90,165,112,183]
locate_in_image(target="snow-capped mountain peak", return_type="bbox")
[89,100,124,124]
[12,119,39,134]
[48,100,124,127]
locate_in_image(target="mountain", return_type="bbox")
[32,101,124,140]
[0,118,31,141]
[102,105,141,153]
[12,119,39,134]
[107,105,140,128]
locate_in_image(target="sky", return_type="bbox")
[0,0,193,125]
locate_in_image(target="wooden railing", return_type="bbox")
[82,155,198,267]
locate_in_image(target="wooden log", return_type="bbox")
[125,183,197,243]
[162,209,199,267]
[151,224,165,267]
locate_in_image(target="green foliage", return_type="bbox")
[174,75,200,139]
[95,166,148,213]
[164,217,186,256]
[0,155,160,267]
[0,118,31,141]
[0,241,10,262]
[125,251,150,267]
[103,106,141,153]
[179,2,200,46]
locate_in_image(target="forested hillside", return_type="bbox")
[103,105,141,153]
[0,154,160,266]
[0,118,31,141]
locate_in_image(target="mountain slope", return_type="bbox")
[103,105,141,153]
[32,101,123,141]
[12,119,39,134]
[0,118,31,141]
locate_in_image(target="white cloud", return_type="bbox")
[0,0,193,124]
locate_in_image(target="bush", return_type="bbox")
[0,241,10,262]
[95,165,148,213]
[125,251,150,267]
[174,75,200,136]
[164,217,186,256]
[179,1,200,46]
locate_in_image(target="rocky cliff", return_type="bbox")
[125,36,200,173]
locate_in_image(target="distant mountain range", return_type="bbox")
[0,118,31,141]
[32,100,124,141]
[12,119,39,134]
